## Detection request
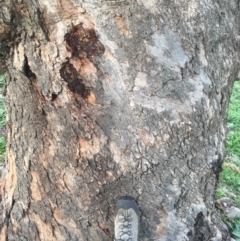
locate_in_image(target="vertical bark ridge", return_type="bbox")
[0,0,240,240]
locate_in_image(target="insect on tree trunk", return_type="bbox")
[0,0,240,240]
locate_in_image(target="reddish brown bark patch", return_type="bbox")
[65,24,104,58]
[113,15,132,38]
[0,224,7,241]
[60,24,104,101]
[60,62,90,99]
[98,222,111,236]
[156,206,168,237]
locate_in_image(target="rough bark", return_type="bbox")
[0,0,240,240]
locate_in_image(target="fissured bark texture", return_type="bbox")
[0,0,240,240]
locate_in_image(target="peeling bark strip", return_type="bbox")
[0,0,240,240]
[60,24,104,100]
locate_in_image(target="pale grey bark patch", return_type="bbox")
[0,0,240,240]
[146,28,189,67]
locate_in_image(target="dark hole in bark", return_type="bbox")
[212,157,222,183]
[192,212,211,241]
[23,56,36,80]
[51,93,58,101]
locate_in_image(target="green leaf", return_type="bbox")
[233,227,240,238]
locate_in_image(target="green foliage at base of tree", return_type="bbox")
[221,166,240,191]
[227,81,240,132]
[224,216,240,241]
[216,81,240,239]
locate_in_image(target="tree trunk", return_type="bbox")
[0,0,240,240]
